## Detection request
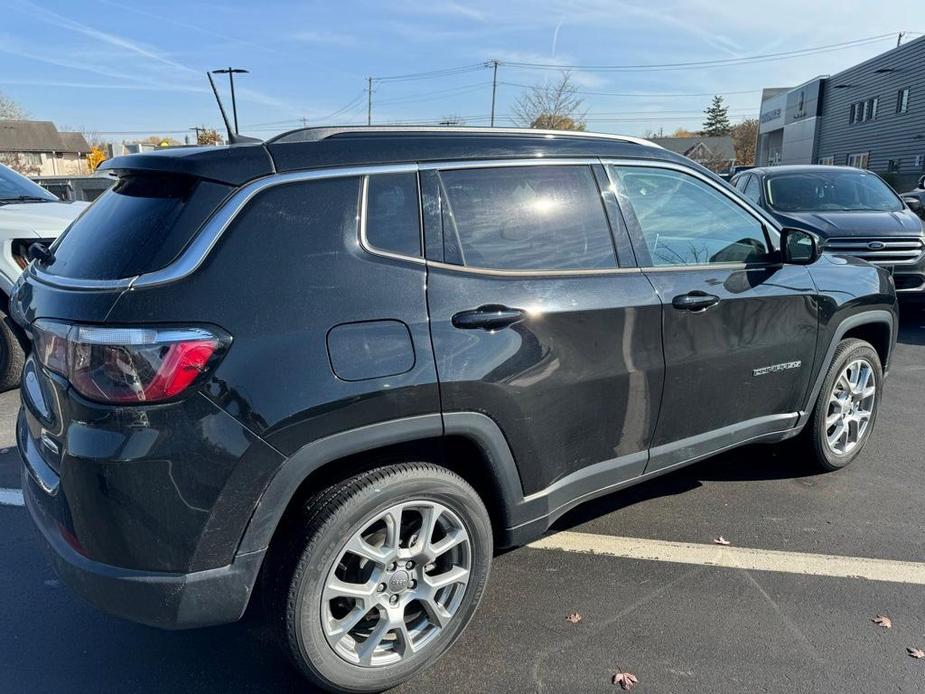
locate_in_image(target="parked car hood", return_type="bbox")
[0,200,89,237]
[770,209,923,238]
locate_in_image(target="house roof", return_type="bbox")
[650,135,736,162]
[0,120,89,153]
[59,131,91,153]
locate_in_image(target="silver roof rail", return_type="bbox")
[268,125,661,148]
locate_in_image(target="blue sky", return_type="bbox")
[0,0,921,142]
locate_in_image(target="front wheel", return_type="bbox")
[270,464,493,693]
[803,338,883,471]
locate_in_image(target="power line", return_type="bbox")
[372,63,488,83]
[501,34,899,72]
[500,82,762,99]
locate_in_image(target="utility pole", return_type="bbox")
[190,126,202,144]
[897,32,906,47]
[211,67,249,134]
[489,60,500,127]
[367,77,373,126]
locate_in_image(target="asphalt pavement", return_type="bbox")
[1,309,924,693]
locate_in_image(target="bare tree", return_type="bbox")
[0,90,27,120]
[512,71,586,131]
[0,92,37,174]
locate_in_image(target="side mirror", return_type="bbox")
[780,228,820,265]
[902,196,922,213]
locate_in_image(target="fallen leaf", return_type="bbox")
[872,615,893,629]
[713,536,731,546]
[908,647,925,659]
[565,612,582,624]
[612,672,638,690]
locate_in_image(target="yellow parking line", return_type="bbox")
[529,531,925,585]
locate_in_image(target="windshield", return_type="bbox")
[0,163,58,202]
[766,170,903,213]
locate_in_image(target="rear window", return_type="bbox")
[45,174,230,280]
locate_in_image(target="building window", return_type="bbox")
[916,154,925,171]
[818,156,835,165]
[888,159,902,173]
[847,152,870,169]
[22,152,41,165]
[870,97,879,119]
[862,100,870,121]
[849,103,857,124]
[897,88,910,114]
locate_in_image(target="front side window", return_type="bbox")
[611,166,770,266]
[0,160,57,201]
[766,170,903,213]
[437,165,617,271]
[365,173,421,257]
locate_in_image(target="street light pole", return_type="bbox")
[211,67,249,134]
[489,60,499,127]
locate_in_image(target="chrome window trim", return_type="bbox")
[358,174,426,265]
[601,158,783,271]
[27,162,420,291]
[426,260,642,278]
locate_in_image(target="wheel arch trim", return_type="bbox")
[235,412,526,555]
[798,309,896,426]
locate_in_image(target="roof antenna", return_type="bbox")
[206,71,260,145]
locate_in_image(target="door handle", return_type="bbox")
[452,305,527,330]
[671,291,720,312]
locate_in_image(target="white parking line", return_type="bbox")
[529,531,925,585]
[0,488,24,507]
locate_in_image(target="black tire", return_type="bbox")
[803,338,883,471]
[267,463,493,693]
[0,310,24,392]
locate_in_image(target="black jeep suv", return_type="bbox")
[13,127,897,693]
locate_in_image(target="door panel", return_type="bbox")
[428,270,663,494]
[423,163,663,495]
[609,163,819,472]
[644,265,817,450]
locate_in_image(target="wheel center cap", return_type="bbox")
[388,570,410,593]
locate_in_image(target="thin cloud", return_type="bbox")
[290,30,358,47]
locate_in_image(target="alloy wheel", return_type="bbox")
[319,500,471,667]
[824,358,876,456]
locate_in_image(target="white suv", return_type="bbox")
[0,163,88,389]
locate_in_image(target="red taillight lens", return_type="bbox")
[32,321,229,404]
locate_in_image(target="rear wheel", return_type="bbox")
[803,338,882,471]
[0,310,24,392]
[269,464,492,693]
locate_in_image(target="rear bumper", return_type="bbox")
[22,463,264,630]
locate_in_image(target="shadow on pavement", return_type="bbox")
[897,304,925,345]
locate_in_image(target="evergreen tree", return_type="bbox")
[702,95,732,136]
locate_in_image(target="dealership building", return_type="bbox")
[758,36,925,188]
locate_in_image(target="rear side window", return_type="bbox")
[437,165,617,271]
[364,173,421,257]
[45,174,230,280]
